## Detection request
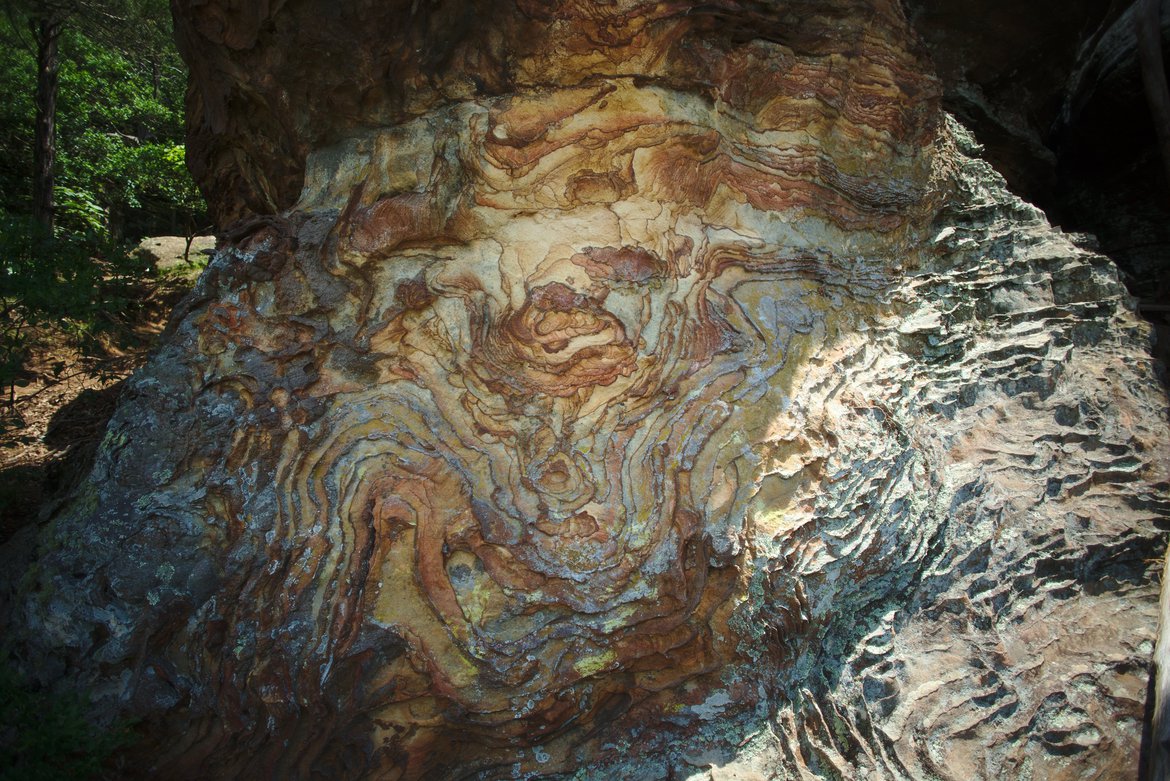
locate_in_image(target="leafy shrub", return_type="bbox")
[0,213,153,407]
[0,659,135,781]
[1,11,206,241]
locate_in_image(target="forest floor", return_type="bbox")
[0,237,211,545]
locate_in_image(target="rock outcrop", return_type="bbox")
[3,1,1168,779]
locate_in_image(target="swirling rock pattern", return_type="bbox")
[2,2,1168,780]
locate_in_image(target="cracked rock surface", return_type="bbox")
[2,2,1168,779]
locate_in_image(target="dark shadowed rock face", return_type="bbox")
[2,2,1168,779]
[906,0,1170,312]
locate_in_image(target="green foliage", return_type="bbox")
[0,658,136,781]
[0,0,205,241]
[0,212,152,406]
[0,0,206,409]
[0,34,36,215]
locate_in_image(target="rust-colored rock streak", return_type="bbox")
[3,2,1168,780]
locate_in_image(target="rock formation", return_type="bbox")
[905,0,1170,321]
[3,1,1169,779]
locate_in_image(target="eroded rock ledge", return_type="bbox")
[3,2,1168,779]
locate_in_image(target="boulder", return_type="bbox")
[3,2,1168,779]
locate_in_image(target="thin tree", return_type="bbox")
[5,0,173,234]
[29,6,62,233]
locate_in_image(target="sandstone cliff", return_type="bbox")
[3,2,1168,779]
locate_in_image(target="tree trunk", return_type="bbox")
[31,13,62,235]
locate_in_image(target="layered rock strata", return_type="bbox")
[2,2,1168,780]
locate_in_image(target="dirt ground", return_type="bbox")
[0,238,210,544]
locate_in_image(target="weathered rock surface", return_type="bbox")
[3,2,1169,780]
